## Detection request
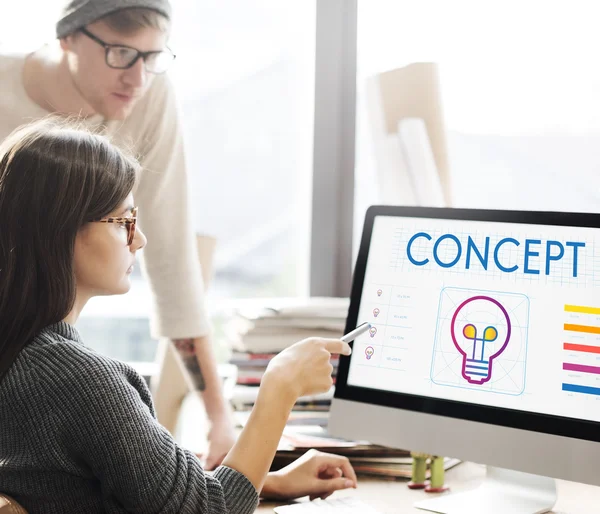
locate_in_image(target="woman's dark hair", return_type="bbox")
[0,117,139,380]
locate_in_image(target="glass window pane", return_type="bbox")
[355,0,600,247]
[169,0,315,301]
[0,4,58,49]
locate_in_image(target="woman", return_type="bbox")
[0,118,356,513]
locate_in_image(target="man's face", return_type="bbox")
[61,20,169,120]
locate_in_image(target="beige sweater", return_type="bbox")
[0,51,210,340]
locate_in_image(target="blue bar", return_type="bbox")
[466,364,488,371]
[467,371,488,377]
[562,383,600,396]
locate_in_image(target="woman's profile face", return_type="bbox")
[73,193,147,298]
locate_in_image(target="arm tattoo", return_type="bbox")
[173,338,206,391]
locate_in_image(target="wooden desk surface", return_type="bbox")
[256,462,600,513]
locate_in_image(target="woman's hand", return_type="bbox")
[261,450,358,501]
[220,339,351,493]
[262,338,352,403]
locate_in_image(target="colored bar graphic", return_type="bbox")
[564,323,600,334]
[565,305,600,315]
[562,383,600,396]
[564,343,600,354]
[563,363,600,375]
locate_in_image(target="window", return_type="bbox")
[169,0,315,301]
[2,1,316,362]
[355,1,600,244]
[0,4,59,49]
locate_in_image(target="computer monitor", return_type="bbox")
[329,206,600,514]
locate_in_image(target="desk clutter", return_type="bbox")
[223,297,460,480]
[271,430,460,481]
[234,409,460,480]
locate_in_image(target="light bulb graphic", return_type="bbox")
[373,308,380,317]
[450,296,511,385]
[365,346,374,360]
[369,326,377,338]
[377,289,383,297]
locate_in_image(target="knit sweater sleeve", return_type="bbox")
[52,350,258,513]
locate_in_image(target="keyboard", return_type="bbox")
[273,496,383,513]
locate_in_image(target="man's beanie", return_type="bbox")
[56,0,172,38]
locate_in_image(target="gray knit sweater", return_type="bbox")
[0,322,259,513]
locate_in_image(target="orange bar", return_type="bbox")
[564,342,600,355]
[564,323,600,334]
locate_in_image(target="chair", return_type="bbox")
[0,494,27,514]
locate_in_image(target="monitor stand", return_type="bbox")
[414,466,557,514]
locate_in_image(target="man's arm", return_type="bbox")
[173,335,236,469]
[172,337,206,391]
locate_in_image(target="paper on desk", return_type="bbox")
[236,296,349,320]
[279,430,361,450]
[274,497,383,513]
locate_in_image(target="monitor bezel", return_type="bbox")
[335,205,600,443]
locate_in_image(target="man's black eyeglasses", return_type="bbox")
[80,27,176,74]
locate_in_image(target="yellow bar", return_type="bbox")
[565,305,600,315]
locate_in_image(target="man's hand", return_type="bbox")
[198,415,237,470]
[261,450,358,501]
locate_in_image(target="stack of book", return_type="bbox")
[234,411,461,479]
[227,296,348,353]
[225,297,348,411]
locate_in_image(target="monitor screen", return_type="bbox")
[339,207,600,438]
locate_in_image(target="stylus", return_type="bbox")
[341,322,371,343]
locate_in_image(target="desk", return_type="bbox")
[171,359,600,513]
[257,462,600,513]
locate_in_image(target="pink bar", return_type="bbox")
[563,362,600,375]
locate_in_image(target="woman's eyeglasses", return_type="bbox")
[95,207,138,246]
[80,28,176,74]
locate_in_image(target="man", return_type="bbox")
[0,0,235,469]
